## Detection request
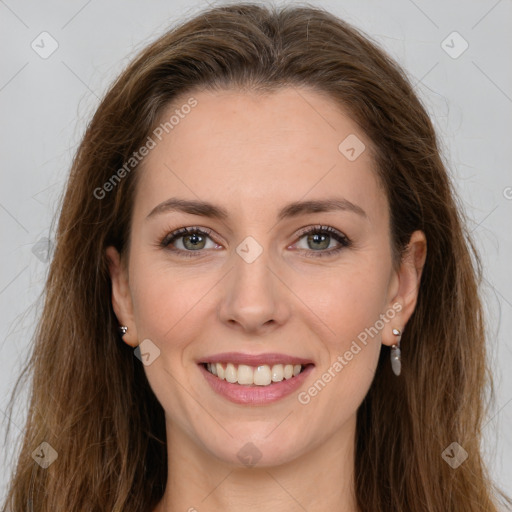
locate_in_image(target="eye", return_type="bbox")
[293,225,351,258]
[159,224,351,259]
[160,227,220,257]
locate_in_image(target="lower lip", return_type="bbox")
[199,364,314,405]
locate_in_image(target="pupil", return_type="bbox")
[309,233,329,250]
[185,233,204,249]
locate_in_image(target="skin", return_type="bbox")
[106,86,426,512]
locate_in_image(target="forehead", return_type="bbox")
[132,86,387,225]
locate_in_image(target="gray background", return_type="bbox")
[1,0,511,502]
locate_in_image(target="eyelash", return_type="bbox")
[159,225,351,259]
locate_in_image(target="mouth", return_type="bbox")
[197,352,315,404]
[200,362,312,386]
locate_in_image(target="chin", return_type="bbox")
[201,430,307,469]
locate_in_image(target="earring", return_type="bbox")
[390,328,401,376]
[119,326,128,336]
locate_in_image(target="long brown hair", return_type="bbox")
[2,3,510,511]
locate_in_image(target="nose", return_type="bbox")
[217,244,291,335]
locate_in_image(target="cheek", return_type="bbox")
[296,258,391,393]
[130,261,207,347]
[300,260,391,343]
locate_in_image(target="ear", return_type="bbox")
[105,246,139,347]
[382,230,427,347]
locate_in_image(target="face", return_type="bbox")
[107,86,425,468]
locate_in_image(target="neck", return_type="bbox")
[154,415,359,512]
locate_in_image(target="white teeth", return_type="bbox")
[237,364,254,385]
[225,363,237,383]
[254,365,272,386]
[205,362,305,386]
[271,364,284,382]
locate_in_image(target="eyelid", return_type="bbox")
[294,224,349,242]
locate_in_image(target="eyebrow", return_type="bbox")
[146,197,368,221]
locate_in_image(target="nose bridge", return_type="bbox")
[218,234,289,332]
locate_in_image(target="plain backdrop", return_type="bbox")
[1,0,511,502]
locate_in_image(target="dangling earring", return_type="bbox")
[119,325,128,336]
[390,328,401,376]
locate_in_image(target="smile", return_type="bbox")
[202,362,307,386]
[198,352,314,405]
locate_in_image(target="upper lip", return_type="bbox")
[199,352,314,366]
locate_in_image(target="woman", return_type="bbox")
[2,3,510,511]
